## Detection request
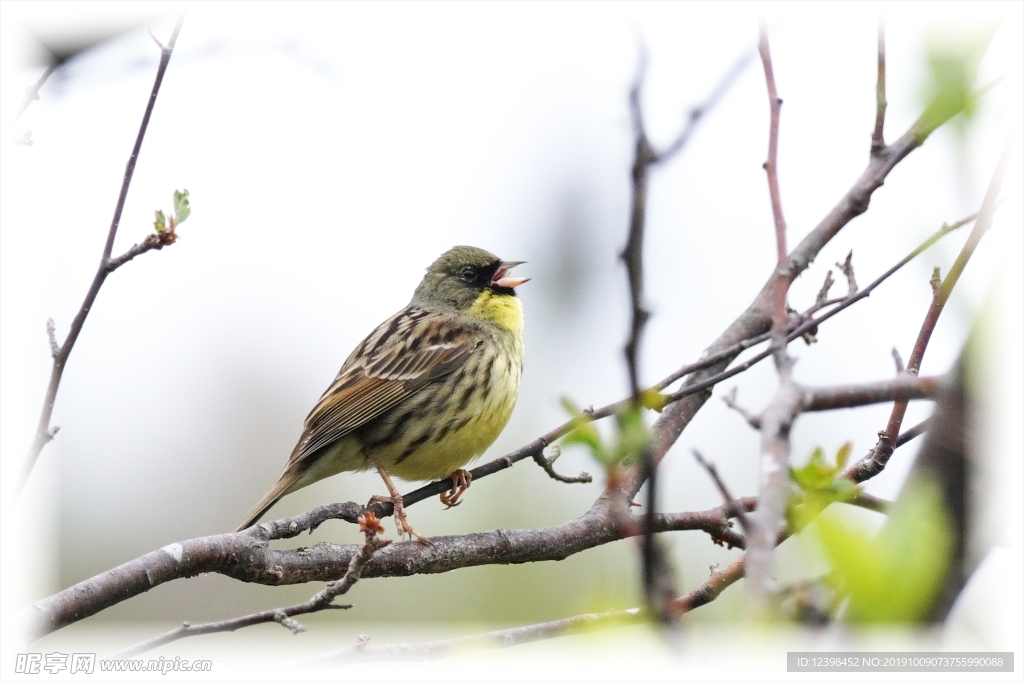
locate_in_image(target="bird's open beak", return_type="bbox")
[493,261,529,289]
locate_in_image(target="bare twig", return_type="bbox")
[531,447,592,484]
[836,250,858,297]
[300,608,645,664]
[692,450,752,534]
[15,63,57,122]
[104,231,179,271]
[871,18,887,155]
[674,553,746,615]
[722,387,762,429]
[894,418,930,448]
[846,148,1008,483]
[661,211,978,408]
[653,212,970,394]
[813,270,835,309]
[17,17,185,493]
[622,44,753,624]
[623,53,672,622]
[801,374,940,411]
[891,347,905,373]
[114,514,390,658]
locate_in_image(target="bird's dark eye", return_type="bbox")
[459,267,476,283]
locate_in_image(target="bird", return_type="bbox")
[235,246,528,542]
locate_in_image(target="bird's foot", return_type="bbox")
[368,494,432,546]
[439,469,472,509]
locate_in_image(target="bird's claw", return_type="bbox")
[439,469,472,509]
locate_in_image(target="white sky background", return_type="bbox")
[1,0,1021,675]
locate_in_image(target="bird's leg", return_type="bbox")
[371,458,432,546]
[439,469,472,509]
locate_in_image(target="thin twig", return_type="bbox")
[721,387,762,429]
[661,211,978,405]
[15,64,57,122]
[891,347,905,373]
[894,418,930,448]
[623,52,671,623]
[835,250,858,297]
[114,514,390,658]
[17,17,185,493]
[621,43,753,624]
[531,448,592,484]
[298,608,645,664]
[845,148,1008,483]
[692,450,752,534]
[871,18,887,155]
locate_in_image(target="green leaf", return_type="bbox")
[154,209,166,233]
[814,475,952,623]
[787,443,859,532]
[173,189,191,225]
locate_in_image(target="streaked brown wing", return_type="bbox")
[287,306,479,467]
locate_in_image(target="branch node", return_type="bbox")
[930,266,942,293]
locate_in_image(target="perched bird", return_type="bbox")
[235,246,528,542]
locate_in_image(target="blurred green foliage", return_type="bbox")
[919,25,997,135]
[812,475,953,623]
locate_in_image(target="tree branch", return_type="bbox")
[23,491,753,641]
[747,22,795,609]
[17,17,185,493]
[801,374,941,411]
[114,514,390,658]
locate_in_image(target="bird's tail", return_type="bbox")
[234,472,299,532]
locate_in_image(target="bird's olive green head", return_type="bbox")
[412,246,529,312]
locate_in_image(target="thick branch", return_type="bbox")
[18,18,184,492]
[23,492,754,642]
[115,519,390,658]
